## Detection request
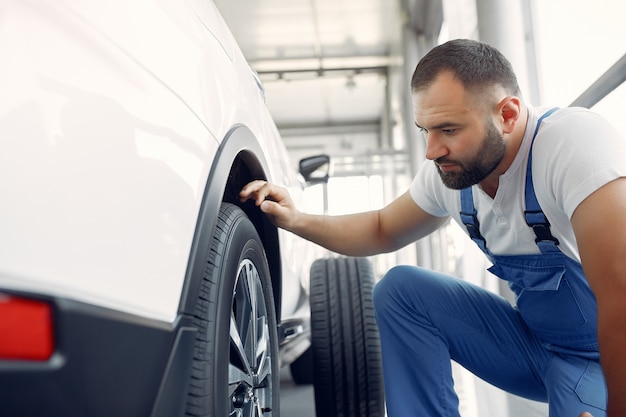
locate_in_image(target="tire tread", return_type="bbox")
[310,257,384,417]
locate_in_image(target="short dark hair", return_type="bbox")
[411,39,520,96]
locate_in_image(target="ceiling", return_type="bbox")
[214,0,401,127]
[213,0,443,161]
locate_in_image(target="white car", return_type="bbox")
[0,1,383,416]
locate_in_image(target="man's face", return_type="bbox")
[412,71,507,190]
[434,118,505,189]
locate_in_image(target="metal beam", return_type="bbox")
[569,53,626,108]
[278,119,381,137]
[406,0,443,39]
[249,55,401,81]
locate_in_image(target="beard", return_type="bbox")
[435,119,506,190]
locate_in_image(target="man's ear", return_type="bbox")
[498,96,522,134]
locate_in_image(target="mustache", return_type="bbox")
[434,157,458,165]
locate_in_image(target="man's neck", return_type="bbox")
[478,106,529,199]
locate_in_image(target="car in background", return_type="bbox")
[0,1,382,416]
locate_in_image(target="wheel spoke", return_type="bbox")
[255,316,271,384]
[230,311,253,379]
[244,262,259,359]
[244,263,270,374]
[228,361,251,392]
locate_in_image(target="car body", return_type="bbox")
[0,0,320,415]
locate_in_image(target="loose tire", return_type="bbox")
[186,203,280,417]
[309,257,385,417]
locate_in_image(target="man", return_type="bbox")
[239,39,626,417]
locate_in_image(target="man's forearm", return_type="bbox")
[598,303,626,417]
[289,210,390,257]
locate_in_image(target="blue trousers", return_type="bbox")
[372,265,607,417]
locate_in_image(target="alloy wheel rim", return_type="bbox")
[228,259,273,416]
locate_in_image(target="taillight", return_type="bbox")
[0,294,54,360]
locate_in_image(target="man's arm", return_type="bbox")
[239,180,447,257]
[571,177,626,417]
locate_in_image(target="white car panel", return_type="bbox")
[0,0,297,322]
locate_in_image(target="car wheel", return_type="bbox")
[186,203,280,417]
[309,257,385,417]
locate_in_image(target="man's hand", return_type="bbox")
[579,413,594,417]
[239,180,299,231]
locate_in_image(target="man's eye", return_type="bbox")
[442,128,456,135]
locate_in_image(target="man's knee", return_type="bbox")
[374,265,410,304]
[373,265,434,315]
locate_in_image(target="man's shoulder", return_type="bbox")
[532,107,621,153]
[540,106,610,132]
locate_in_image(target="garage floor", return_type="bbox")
[280,367,316,417]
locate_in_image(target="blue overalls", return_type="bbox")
[373,109,607,417]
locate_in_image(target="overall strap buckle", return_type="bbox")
[531,224,560,244]
[524,210,560,246]
[459,190,493,260]
[460,210,485,243]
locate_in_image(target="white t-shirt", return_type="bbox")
[410,106,626,262]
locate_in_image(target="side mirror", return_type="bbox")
[299,154,330,184]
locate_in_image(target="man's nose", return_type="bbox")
[424,133,448,161]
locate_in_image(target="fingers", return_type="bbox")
[239,180,290,209]
[240,180,298,231]
[239,180,272,206]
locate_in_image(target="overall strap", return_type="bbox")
[460,107,560,257]
[460,187,494,260]
[524,107,560,253]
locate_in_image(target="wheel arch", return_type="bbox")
[177,124,283,321]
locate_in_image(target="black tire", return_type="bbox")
[186,203,280,417]
[309,257,385,417]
